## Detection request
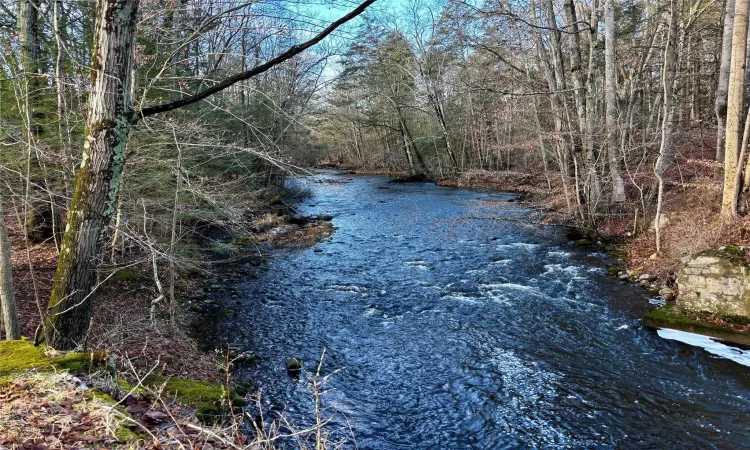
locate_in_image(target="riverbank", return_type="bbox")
[0,186,335,447]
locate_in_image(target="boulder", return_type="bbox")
[659,288,676,302]
[676,246,750,318]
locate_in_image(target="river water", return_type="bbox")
[222,172,750,449]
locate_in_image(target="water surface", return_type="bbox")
[222,172,750,449]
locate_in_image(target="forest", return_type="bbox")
[1,0,750,447]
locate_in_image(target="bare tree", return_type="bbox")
[605,0,626,202]
[721,0,749,217]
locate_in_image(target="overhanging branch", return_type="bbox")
[137,0,377,120]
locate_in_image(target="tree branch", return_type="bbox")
[137,0,377,119]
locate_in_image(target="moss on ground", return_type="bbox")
[145,375,230,423]
[146,375,225,403]
[643,306,750,346]
[605,245,627,259]
[697,245,749,267]
[0,338,104,378]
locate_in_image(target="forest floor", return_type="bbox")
[1,188,334,449]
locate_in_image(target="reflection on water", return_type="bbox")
[219,172,750,449]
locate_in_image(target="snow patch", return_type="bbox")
[657,328,750,367]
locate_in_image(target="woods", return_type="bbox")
[0,0,748,385]
[3,0,750,447]
[2,0,375,349]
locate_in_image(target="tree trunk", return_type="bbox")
[45,0,139,350]
[393,100,428,176]
[585,1,603,214]
[717,0,735,161]
[532,0,573,210]
[722,0,749,217]
[427,86,458,172]
[0,200,21,340]
[605,0,626,202]
[563,0,587,147]
[655,0,680,253]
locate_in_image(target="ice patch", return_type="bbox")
[657,328,750,367]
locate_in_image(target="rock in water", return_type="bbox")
[389,173,431,183]
[285,357,303,376]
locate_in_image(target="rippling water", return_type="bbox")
[220,172,750,449]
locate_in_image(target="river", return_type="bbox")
[219,172,750,449]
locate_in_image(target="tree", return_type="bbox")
[721,0,749,218]
[654,0,680,254]
[0,199,20,340]
[715,0,735,162]
[44,0,376,350]
[605,0,626,202]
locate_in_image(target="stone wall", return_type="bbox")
[676,246,750,318]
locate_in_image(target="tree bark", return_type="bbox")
[45,0,139,350]
[722,0,749,217]
[0,200,21,340]
[717,0,736,161]
[655,0,680,254]
[532,0,573,211]
[605,0,626,202]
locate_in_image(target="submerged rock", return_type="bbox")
[285,357,303,376]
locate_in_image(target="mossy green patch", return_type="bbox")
[145,375,228,423]
[697,245,749,267]
[145,375,225,404]
[233,235,254,246]
[85,388,143,442]
[605,245,627,259]
[643,306,750,346]
[114,427,141,442]
[0,339,104,377]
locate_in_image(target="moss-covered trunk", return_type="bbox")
[45,0,139,350]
